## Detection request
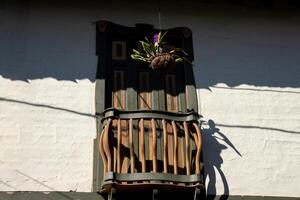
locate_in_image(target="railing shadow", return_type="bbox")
[201,119,241,200]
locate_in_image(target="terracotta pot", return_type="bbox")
[149,53,175,70]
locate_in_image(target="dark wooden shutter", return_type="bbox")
[94,21,203,200]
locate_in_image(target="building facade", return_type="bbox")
[0,0,300,199]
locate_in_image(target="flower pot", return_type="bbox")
[149,53,175,70]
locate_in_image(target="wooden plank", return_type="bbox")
[184,64,198,112]
[112,120,117,173]
[193,123,202,174]
[133,120,139,172]
[150,71,160,110]
[167,122,174,172]
[103,119,112,172]
[172,121,178,175]
[174,63,187,113]
[156,121,162,172]
[117,119,121,173]
[112,70,129,174]
[177,127,185,174]
[129,118,135,174]
[165,74,178,112]
[138,72,151,110]
[189,126,196,174]
[127,66,139,169]
[183,122,190,175]
[145,120,150,172]
[121,120,129,174]
[94,56,106,191]
[139,119,146,173]
[149,71,164,173]
[162,119,168,173]
[138,71,152,173]
[112,71,125,109]
[148,120,153,172]
[151,118,157,173]
[98,129,107,173]
[192,127,199,174]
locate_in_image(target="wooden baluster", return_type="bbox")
[162,119,168,173]
[129,118,135,174]
[151,118,157,173]
[193,123,202,174]
[183,122,191,175]
[120,120,129,174]
[193,131,199,148]
[172,121,178,175]
[117,119,121,173]
[103,119,112,172]
[99,129,107,173]
[192,128,199,173]
[113,120,117,173]
[167,122,174,171]
[139,119,146,173]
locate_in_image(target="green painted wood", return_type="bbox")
[94,21,109,192]
[95,81,105,188]
[184,63,198,112]
[175,64,187,113]
[101,108,200,122]
[104,172,203,183]
[126,61,139,172]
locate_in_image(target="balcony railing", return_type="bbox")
[98,108,204,198]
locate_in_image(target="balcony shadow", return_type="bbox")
[201,119,241,200]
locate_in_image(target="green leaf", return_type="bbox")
[174,48,188,56]
[159,31,168,44]
[145,37,151,43]
[175,58,184,63]
[133,49,141,54]
[140,41,150,55]
[158,32,161,43]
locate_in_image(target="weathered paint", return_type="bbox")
[0,0,299,198]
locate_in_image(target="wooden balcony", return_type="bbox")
[98,108,204,199]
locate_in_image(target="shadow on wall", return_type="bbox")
[1,0,300,88]
[195,52,300,89]
[0,0,98,82]
[202,119,242,199]
[190,4,300,89]
[194,40,300,87]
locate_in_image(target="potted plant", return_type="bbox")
[131,32,191,70]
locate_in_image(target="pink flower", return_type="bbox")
[153,34,159,43]
[154,33,159,48]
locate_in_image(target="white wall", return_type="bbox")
[0,0,299,197]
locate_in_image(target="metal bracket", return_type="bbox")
[108,187,116,200]
[194,188,200,200]
[152,189,158,200]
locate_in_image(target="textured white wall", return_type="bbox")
[0,0,97,192]
[0,0,299,197]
